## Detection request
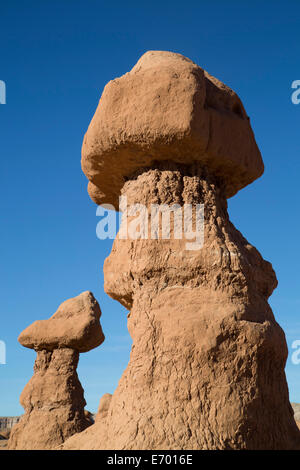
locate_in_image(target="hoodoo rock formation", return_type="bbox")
[62,51,300,450]
[8,291,104,450]
[95,393,112,423]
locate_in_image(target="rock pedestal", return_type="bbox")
[64,164,300,449]
[62,51,300,449]
[8,291,104,450]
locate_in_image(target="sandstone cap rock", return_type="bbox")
[18,291,104,353]
[82,50,264,207]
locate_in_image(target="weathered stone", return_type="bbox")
[95,393,112,422]
[82,51,263,207]
[8,292,104,450]
[62,52,300,450]
[8,349,91,450]
[63,164,300,450]
[18,291,104,353]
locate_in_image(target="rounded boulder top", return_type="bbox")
[18,291,105,353]
[82,50,264,208]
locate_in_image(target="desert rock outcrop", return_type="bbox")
[82,50,263,207]
[18,290,104,352]
[8,291,104,450]
[95,393,112,422]
[292,403,300,422]
[63,51,300,450]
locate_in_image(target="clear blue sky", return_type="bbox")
[0,0,299,416]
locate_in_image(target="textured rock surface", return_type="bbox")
[95,393,112,422]
[0,430,10,439]
[18,291,104,353]
[292,403,300,422]
[0,440,7,450]
[61,52,300,450]
[8,349,90,450]
[82,50,263,207]
[63,164,300,450]
[8,292,104,450]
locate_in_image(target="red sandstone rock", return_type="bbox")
[18,291,104,353]
[95,393,112,423]
[8,292,104,450]
[82,50,263,207]
[63,165,300,450]
[62,52,300,450]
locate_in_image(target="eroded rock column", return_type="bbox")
[8,291,104,450]
[63,164,300,450]
[8,348,89,450]
[103,164,300,449]
[62,51,300,450]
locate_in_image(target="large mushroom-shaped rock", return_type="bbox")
[8,291,104,450]
[63,52,300,450]
[82,50,263,208]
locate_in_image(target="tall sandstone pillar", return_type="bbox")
[63,51,300,450]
